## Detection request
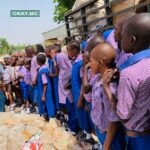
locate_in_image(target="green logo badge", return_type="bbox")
[10,10,40,17]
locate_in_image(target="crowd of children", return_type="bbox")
[0,13,150,150]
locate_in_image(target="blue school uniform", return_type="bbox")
[19,81,26,100]
[71,58,85,130]
[84,101,94,131]
[119,48,150,150]
[95,125,125,150]
[0,90,6,112]
[126,135,150,150]
[20,81,33,102]
[24,84,33,102]
[48,58,60,111]
[37,66,55,118]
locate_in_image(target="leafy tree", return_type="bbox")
[0,38,9,55]
[0,38,27,55]
[53,0,76,23]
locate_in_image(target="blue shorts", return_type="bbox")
[95,124,125,150]
[19,82,33,102]
[126,134,150,150]
[24,84,33,101]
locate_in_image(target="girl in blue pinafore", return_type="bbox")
[36,53,55,119]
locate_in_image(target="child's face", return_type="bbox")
[18,59,24,66]
[50,49,57,59]
[45,49,51,58]
[83,52,90,66]
[90,56,99,75]
[114,21,122,43]
[4,58,8,65]
[25,64,30,70]
[121,26,133,53]
[11,57,17,66]
[67,46,76,59]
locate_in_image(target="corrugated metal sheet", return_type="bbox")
[42,24,67,41]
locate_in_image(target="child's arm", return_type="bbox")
[104,122,118,150]
[77,85,84,109]
[102,69,118,111]
[49,60,59,78]
[42,84,47,101]
[83,63,92,94]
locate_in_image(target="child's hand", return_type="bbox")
[42,95,46,102]
[85,62,91,70]
[12,81,17,86]
[84,105,90,112]
[77,98,84,109]
[102,69,117,85]
[32,80,36,86]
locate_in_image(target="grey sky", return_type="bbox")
[0,0,61,45]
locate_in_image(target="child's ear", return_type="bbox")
[131,36,136,44]
[98,60,103,67]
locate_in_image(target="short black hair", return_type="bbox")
[36,44,44,54]
[25,46,34,53]
[86,35,105,54]
[46,45,54,52]
[24,58,31,65]
[53,43,61,53]
[67,40,80,53]
[36,53,46,65]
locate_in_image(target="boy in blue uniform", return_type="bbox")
[102,13,150,150]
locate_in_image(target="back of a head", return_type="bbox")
[67,40,80,53]
[117,13,136,27]
[91,43,116,61]
[45,45,54,52]
[123,13,150,51]
[36,44,44,54]
[86,35,105,54]
[25,46,35,57]
[36,53,46,65]
[24,58,31,65]
[53,43,61,53]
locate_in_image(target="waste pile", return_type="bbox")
[0,112,80,150]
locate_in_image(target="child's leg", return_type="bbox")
[13,85,22,106]
[7,84,14,105]
[110,124,125,150]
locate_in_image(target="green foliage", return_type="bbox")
[0,38,9,55]
[0,38,26,55]
[53,0,76,23]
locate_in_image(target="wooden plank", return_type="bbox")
[65,0,122,23]
[72,25,114,38]
[65,0,97,16]
[67,0,150,31]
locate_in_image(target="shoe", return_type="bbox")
[67,128,76,136]
[79,132,86,141]
[9,104,14,111]
[43,114,49,122]
[92,143,101,150]
[30,107,37,114]
[85,137,95,145]
[26,108,30,114]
